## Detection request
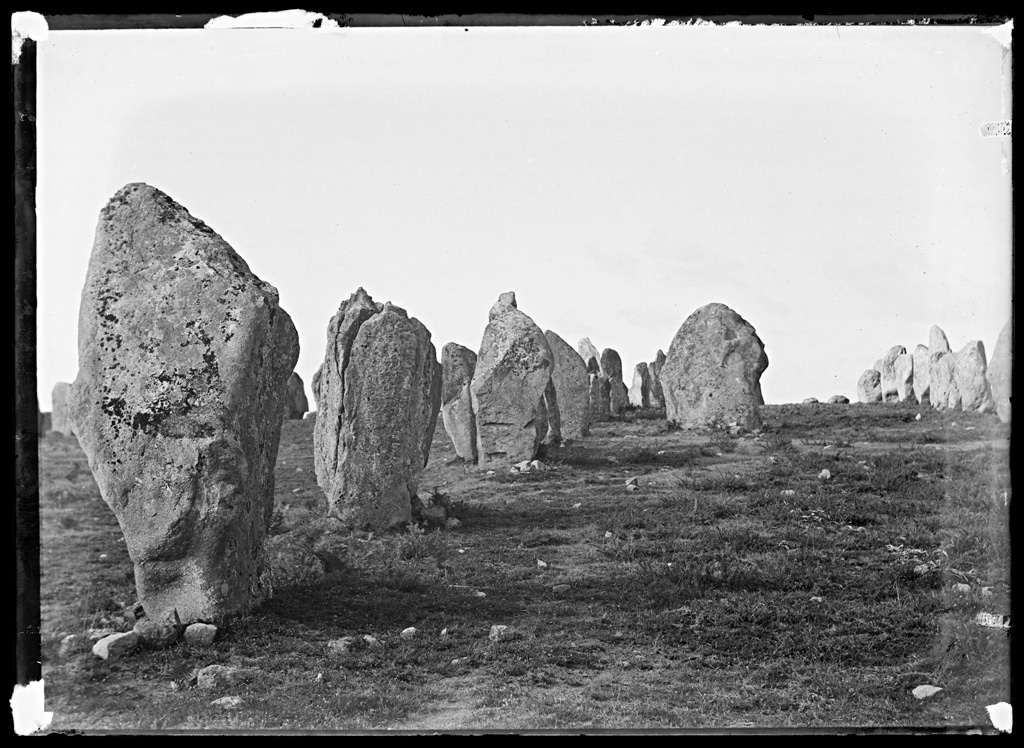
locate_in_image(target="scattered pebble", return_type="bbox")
[440,628,448,637]
[473,590,486,598]
[291,487,302,493]
[489,625,513,642]
[362,635,383,649]
[92,632,139,661]
[552,584,570,594]
[780,490,796,497]
[817,469,832,481]
[327,636,356,654]
[604,531,613,539]
[952,583,971,594]
[536,559,548,568]
[486,471,495,476]
[915,414,922,421]
[912,684,943,700]
[625,477,638,487]
[400,627,417,640]
[572,502,582,509]
[184,623,218,647]
[98,553,109,562]
[445,517,462,529]
[295,467,303,473]
[211,695,243,709]
[626,484,639,492]
[981,587,994,598]
[810,596,824,603]
[451,657,469,666]
[197,664,241,690]
[58,634,84,658]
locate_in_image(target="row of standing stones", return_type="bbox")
[855,323,1012,424]
[45,182,1012,635]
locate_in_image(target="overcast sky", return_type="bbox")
[35,22,1012,411]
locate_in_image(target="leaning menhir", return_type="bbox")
[544,330,591,441]
[601,349,629,416]
[471,292,555,465]
[661,303,768,430]
[648,350,667,409]
[70,183,299,624]
[313,288,442,530]
[441,342,478,461]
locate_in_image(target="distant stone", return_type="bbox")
[577,338,602,375]
[628,362,651,408]
[588,374,611,423]
[929,351,961,411]
[817,469,832,481]
[802,397,819,404]
[955,341,994,412]
[314,288,442,530]
[445,517,462,529]
[661,303,768,430]
[626,484,639,492]
[311,364,323,409]
[986,321,1011,424]
[912,685,943,700]
[857,369,882,403]
[184,623,217,647]
[470,292,554,466]
[38,411,52,434]
[132,619,179,649]
[912,344,931,404]
[929,325,952,356]
[625,477,639,487]
[440,343,478,461]
[92,632,139,661]
[880,345,906,402]
[400,627,417,640]
[51,382,75,436]
[283,372,309,420]
[363,635,383,649]
[827,395,849,404]
[648,350,667,409]
[69,183,299,625]
[894,352,915,402]
[544,330,591,440]
[552,584,570,594]
[541,376,561,445]
[601,349,629,415]
[327,636,357,654]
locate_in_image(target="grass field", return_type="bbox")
[35,400,1011,733]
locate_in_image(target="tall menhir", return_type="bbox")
[71,183,299,624]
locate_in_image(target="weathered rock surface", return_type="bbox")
[51,382,75,436]
[440,343,478,461]
[929,351,961,411]
[628,362,651,408]
[184,623,217,647]
[827,395,849,404]
[313,288,442,530]
[880,346,907,402]
[986,321,1011,424]
[577,338,602,375]
[661,303,768,429]
[912,344,931,404]
[133,619,179,649]
[857,370,882,403]
[954,341,994,412]
[39,411,52,434]
[648,350,667,409]
[544,331,591,441]
[283,372,309,420]
[70,183,299,624]
[895,352,915,402]
[471,292,554,465]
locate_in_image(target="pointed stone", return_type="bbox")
[986,321,1011,424]
[954,340,994,412]
[441,343,478,461]
[628,362,651,408]
[880,345,907,403]
[544,330,590,440]
[283,372,309,420]
[912,344,930,404]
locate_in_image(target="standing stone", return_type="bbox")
[283,372,309,420]
[51,382,75,436]
[544,330,591,441]
[873,360,883,374]
[578,338,602,375]
[895,352,915,402]
[70,183,299,624]
[987,321,1011,424]
[628,362,651,408]
[541,376,561,445]
[857,370,882,403]
[313,288,442,530]
[955,341,994,412]
[661,303,768,430]
[311,364,323,409]
[601,349,629,415]
[471,292,553,465]
[912,344,931,404]
[929,351,961,411]
[929,325,952,357]
[39,411,52,434]
[880,346,906,402]
[440,343,478,461]
[648,350,667,409]
[589,374,611,423]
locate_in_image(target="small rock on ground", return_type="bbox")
[184,623,218,646]
[92,632,139,661]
